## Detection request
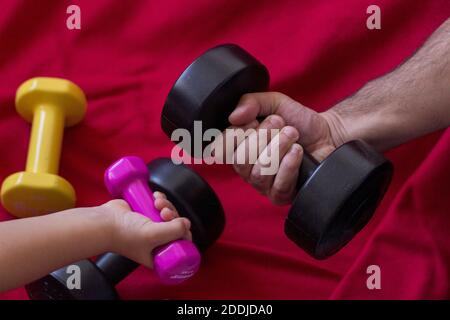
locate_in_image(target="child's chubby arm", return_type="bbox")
[0,192,191,292]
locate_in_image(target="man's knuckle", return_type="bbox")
[249,167,263,185]
[265,115,285,128]
[271,183,288,197]
[285,158,300,171]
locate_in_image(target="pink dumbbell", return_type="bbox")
[104,156,201,284]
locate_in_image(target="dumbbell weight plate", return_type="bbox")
[162,44,269,154]
[147,158,225,251]
[26,158,225,300]
[285,140,393,259]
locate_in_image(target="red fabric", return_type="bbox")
[0,0,449,299]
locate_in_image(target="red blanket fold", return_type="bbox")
[0,0,449,299]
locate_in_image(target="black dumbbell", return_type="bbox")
[161,44,393,259]
[25,158,225,300]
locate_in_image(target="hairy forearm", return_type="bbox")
[0,208,113,292]
[325,18,450,151]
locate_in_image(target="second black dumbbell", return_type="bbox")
[25,158,225,300]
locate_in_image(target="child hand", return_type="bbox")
[0,192,192,292]
[100,192,192,269]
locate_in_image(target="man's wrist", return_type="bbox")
[322,80,402,151]
[320,109,350,148]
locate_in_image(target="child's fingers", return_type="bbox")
[149,218,191,247]
[153,191,166,200]
[153,191,181,221]
[154,198,176,212]
[160,207,179,221]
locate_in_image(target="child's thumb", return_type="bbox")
[150,218,191,247]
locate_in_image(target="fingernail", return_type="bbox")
[166,209,175,219]
[291,143,301,154]
[249,120,259,128]
[282,126,299,140]
[230,106,244,119]
[267,115,284,127]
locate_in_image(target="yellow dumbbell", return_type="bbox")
[1,77,87,218]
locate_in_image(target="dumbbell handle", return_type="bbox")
[120,179,201,284]
[26,105,64,174]
[123,179,164,221]
[95,252,138,285]
[296,152,319,188]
